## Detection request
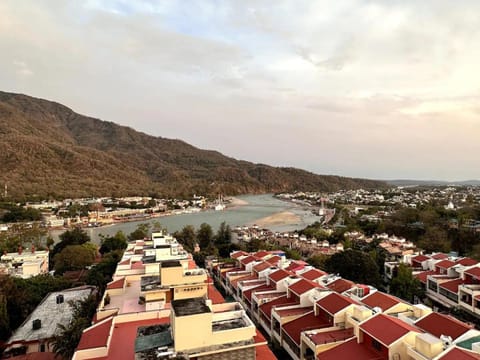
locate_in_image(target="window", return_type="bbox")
[39,343,46,352]
[372,338,382,351]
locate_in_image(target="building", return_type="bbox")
[3,286,95,358]
[0,247,49,278]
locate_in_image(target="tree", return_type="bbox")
[0,294,10,340]
[417,227,451,253]
[213,222,232,257]
[390,263,424,302]
[46,236,55,250]
[307,254,328,270]
[51,228,90,260]
[99,231,128,255]
[175,225,197,252]
[325,249,381,287]
[53,244,96,275]
[86,251,122,292]
[128,223,150,241]
[197,223,213,250]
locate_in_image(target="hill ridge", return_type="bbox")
[0,90,388,199]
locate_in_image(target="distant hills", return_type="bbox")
[0,91,387,199]
[387,179,480,187]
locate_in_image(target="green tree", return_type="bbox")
[214,222,233,257]
[52,228,90,260]
[86,251,122,292]
[0,294,10,340]
[99,231,128,255]
[54,244,96,275]
[417,227,451,253]
[197,223,213,250]
[307,254,328,270]
[175,225,197,252]
[390,263,424,302]
[128,223,150,240]
[325,249,381,287]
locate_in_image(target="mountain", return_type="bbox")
[0,91,388,199]
[387,179,480,187]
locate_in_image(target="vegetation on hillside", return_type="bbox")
[0,91,388,199]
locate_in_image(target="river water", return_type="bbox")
[49,194,319,244]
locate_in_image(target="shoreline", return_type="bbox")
[227,196,249,208]
[250,211,301,228]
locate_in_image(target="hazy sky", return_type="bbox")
[1,1,480,181]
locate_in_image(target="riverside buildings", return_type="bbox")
[211,250,480,360]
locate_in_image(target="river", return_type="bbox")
[48,194,320,244]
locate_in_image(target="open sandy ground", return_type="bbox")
[253,211,301,228]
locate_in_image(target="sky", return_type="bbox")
[1,0,480,181]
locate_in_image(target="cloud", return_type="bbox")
[1,0,480,180]
[13,60,33,77]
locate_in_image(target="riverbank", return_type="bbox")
[227,196,249,208]
[252,211,301,228]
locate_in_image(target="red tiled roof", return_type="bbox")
[85,317,170,359]
[439,278,464,293]
[316,292,357,316]
[282,312,330,345]
[362,291,401,311]
[360,314,420,346]
[268,269,291,283]
[208,283,225,304]
[414,270,436,284]
[457,258,478,266]
[240,255,258,265]
[77,317,113,350]
[284,262,305,272]
[288,279,319,296]
[274,306,312,318]
[415,312,472,340]
[266,255,282,265]
[326,278,354,293]
[301,268,327,281]
[435,260,456,269]
[308,327,354,345]
[438,347,480,360]
[231,251,248,259]
[253,261,271,273]
[254,251,271,259]
[317,337,385,360]
[254,330,277,360]
[465,267,480,278]
[431,253,449,260]
[131,261,144,270]
[412,255,430,263]
[259,295,297,318]
[106,277,125,290]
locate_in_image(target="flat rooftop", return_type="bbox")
[8,287,93,344]
[172,298,211,317]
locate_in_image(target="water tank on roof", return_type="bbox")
[32,319,41,330]
[56,294,64,304]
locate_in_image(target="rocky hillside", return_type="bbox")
[0,91,388,199]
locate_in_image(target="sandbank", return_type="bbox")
[253,211,301,228]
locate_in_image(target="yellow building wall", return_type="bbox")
[173,312,212,351]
